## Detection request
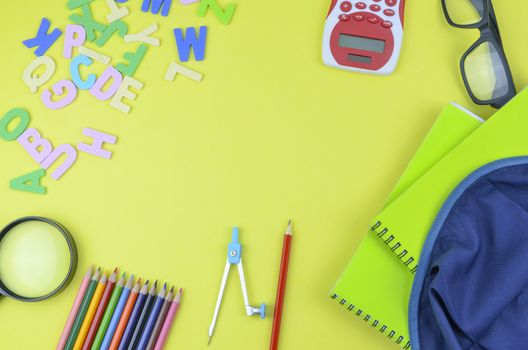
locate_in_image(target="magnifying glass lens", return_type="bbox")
[0,221,71,298]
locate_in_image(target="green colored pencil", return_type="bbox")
[91,272,126,350]
[64,268,101,350]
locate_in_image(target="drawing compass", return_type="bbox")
[208,227,266,345]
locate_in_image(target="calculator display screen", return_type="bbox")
[338,34,385,53]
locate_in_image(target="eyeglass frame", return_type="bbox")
[441,0,516,109]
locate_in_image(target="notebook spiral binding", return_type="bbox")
[371,220,418,274]
[330,293,411,349]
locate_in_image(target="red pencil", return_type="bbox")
[82,268,118,350]
[269,220,293,350]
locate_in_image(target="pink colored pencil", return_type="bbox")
[56,266,93,350]
[153,288,182,350]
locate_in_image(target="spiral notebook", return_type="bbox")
[330,103,484,348]
[372,88,528,275]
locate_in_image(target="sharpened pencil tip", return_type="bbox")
[170,286,174,293]
[286,220,293,235]
[113,267,118,273]
[208,336,212,345]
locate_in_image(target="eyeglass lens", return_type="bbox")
[444,0,485,26]
[464,40,509,102]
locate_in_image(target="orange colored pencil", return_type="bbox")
[108,279,141,350]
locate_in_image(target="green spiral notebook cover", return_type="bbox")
[372,88,528,275]
[330,103,483,349]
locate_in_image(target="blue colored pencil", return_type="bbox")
[136,284,167,350]
[118,280,149,350]
[128,281,158,350]
[100,275,135,350]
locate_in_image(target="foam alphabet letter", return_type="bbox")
[95,20,128,47]
[0,108,30,141]
[40,144,78,180]
[78,46,112,64]
[116,44,148,77]
[71,55,97,90]
[164,62,203,82]
[77,128,117,159]
[197,0,236,25]
[63,24,86,59]
[104,0,130,23]
[67,0,94,10]
[141,0,173,17]
[10,169,47,195]
[69,5,107,42]
[124,23,160,46]
[109,76,144,113]
[22,18,62,56]
[173,26,207,62]
[17,128,53,163]
[89,66,123,100]
[22,56,56,94]
[41,80,78,110]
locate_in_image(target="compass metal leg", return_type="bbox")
[237,259,252,315]
[208,259,231,344]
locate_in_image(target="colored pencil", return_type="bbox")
[153,288,182,350]
[137,283,167,350]
[108,278,141,350]
[73,273,108,350]
[269,220,293,350]
[57,266,93,350]
[91,273,126,350]
[82,268,118,350]
[64,268,101,350]
[146,286,174,350]
[118,281,149,350]
[100,275,135,350]
[127,281,158,350]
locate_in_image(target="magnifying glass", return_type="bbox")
[0,216,77,302]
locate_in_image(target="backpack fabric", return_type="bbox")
[409,157,528,350]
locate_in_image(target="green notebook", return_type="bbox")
[372,88,528,274]
[330,103,483,348]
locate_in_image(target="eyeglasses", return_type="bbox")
[441,0,516,108]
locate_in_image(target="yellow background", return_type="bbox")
[0,0,527,349]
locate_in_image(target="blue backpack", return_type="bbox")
[410,157,528,350]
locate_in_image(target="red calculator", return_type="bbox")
[322,0,406,75]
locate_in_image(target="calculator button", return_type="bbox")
[384,9,395,16]
[356,2,367,9]
[367,16,380,24]
[369,4,381,11]
[339,14,351,21]
[353,14,366,21]
[385,0,397,6]
[381,20,393,28]
[340,1,352,12]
